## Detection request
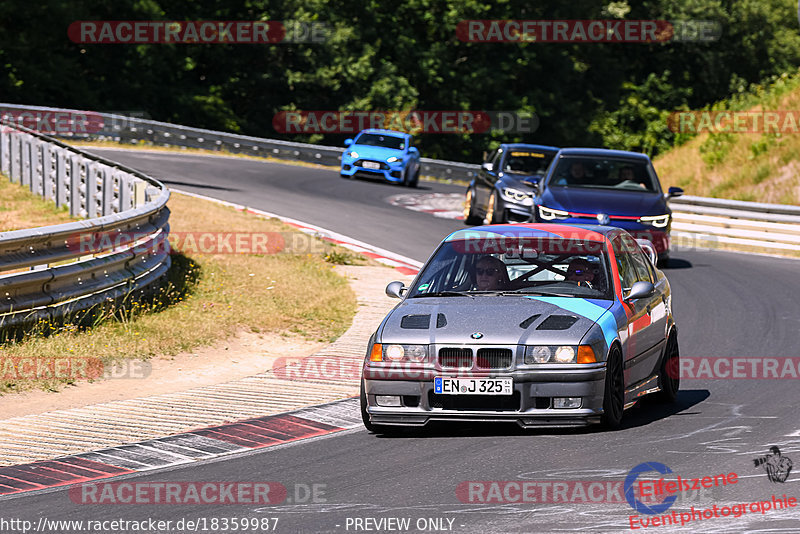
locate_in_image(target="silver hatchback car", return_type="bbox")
[360,223,679,433]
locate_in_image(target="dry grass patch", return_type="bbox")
[0,175,78,231]
[0,191,362,394]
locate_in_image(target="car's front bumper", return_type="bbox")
[363,365,607,428]
[341,159,405,182]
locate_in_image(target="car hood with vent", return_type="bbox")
[378,295,614,346]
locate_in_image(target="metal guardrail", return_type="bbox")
[1,103,799,256]
[669,195,800,254]
[0,119,171,330]
[0,104,480,182]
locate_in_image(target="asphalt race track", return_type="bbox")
[7,149,800,533]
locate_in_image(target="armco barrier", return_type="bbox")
[1,103,799,256]
[0,118,171,330]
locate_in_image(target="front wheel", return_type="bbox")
[601,347,624,429]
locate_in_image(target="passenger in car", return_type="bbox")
[565,258,600,289]
[473,256,511,291]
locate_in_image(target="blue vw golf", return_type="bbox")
[531,148,683,265]
[340,129,421,187]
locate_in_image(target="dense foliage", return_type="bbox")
[2,0,800,161]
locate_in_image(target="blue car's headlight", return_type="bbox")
[638,214,670,228]
[387,156,400,163]
[348,151,359,159]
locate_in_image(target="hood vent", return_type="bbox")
[519,314,541,329]
[436,313,447,328]
[400,314,430,329]
[537,315,579,331]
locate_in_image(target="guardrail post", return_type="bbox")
[86,162,98,218]
[119,173,132,210]
[133,180,146,207]
[0,127,8,175]
[32,141,44,198]
[55,149,67,208]
[101,168,114,215]
[9,132,20,183]
[21,136,32,189]
[70,155,82,217]
[43,145,55,201]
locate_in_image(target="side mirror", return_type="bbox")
[408,147,419,154]
[666,186,684,199]
[635,239,658,265]
[385,281,406,299]
[344,138,353,147]
[625,281,655,301]
[481,162,494,173]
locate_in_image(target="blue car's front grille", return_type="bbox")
[354,159,388,170]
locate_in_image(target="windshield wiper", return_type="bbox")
[502,288,578,297]
[410,291,474,299]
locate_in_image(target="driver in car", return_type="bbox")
[473,256,510,291]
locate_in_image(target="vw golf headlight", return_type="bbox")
[524,345,596,364]
[538,205,570,221]
[638,214,670,228]
[502,187,534,206]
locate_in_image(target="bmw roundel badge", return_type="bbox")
[471,332,484,339]
[597,213,610,225]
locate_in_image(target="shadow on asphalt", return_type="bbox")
[161,178,239,191]
[660,257,693,270]
[372,389,711,439]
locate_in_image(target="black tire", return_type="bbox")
[409,166,420,188]
[601,347,625,429]
[657,253,670,268]
[654,332,680,403]
[463,188,482,225]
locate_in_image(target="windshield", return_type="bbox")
[549,156,657,192]
[502,150,555,176]
[354,133,406,150]
[407,237,613,300]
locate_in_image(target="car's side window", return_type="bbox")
[611,236,638,292]
[621,235,653,283]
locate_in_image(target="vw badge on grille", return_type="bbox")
[597,213,610,225]
[471,332,484,339]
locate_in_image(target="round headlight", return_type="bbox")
[528,346,551,363]
[554,346,576,363]
[406,345,426,362]
[385,345,404,361]
[349,151,359,158]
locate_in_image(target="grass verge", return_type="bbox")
[0,176,78,231]
[0,190,365,394]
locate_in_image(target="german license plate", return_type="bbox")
[434,377,513,395]
[362,161,380,169]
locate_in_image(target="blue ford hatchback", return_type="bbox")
[531,148,683,264]
[340,129,421,187]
